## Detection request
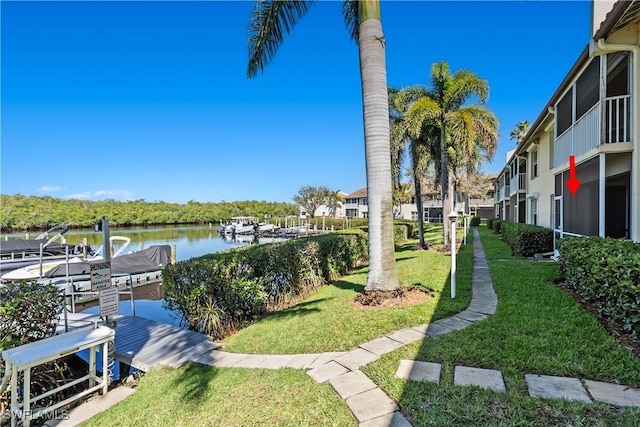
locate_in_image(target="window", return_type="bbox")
[531,149,538,179]
[530,198,538,225]
[556,88,573,137]
[575,58,600,119]
[411,211,418,220]
[607,52,629,97]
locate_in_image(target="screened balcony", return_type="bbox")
[552,52,632,168]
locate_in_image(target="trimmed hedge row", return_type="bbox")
[500,222,554,257]
[162,230,369,339]
[487,218,496,230]
[559,237,640,340]
[470,216,481,226]
[492,219,503,234]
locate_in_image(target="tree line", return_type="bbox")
[0,194,298,232]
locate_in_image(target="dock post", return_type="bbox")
[171,245,176,264]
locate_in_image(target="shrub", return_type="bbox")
[500,222,553,257]
[162,231,369,338]
[470,216,481,227]
[559,236,640,340]
[394,224,409,243]
[492,219,503,234]
[487,218,496,230]
[0,281,65,350]
[1,282,72,410]
[394,220,415,239]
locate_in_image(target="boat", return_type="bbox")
[219,217,275,235]
[1,236,132,282]
[31,244,172,291]
[0,224,76,273]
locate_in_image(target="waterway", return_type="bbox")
[3,224,281,326]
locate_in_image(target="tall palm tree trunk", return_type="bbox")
[410,143,426,248]
[440,123,451,246]
[414,174,426,248]
[359,2,399,291]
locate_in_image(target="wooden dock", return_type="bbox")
[59,312,220,372]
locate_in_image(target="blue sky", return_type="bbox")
[1,1,592,203]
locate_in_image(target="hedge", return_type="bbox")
[492,219,503,234]
[162,230,369,339]
[559,236,640,340]
[500,222,553,257]
[487,218,496,230]
[470,216,481,226]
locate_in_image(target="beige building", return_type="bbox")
[495,0,639,245]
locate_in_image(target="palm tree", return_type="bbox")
[389,87,436,248]
[247,1,399,291]
[392,182,412,219]
[325,189,345,217]
[403,61,498,245]
[510,120,530,145]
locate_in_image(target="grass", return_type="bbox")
[83,364,357,427]
[362,227,640,425]
[222,224,471,354]
[81,225,640,426]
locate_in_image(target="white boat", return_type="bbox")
[43,244,172,291]
[0,224,75,272]
[219,217,276,235]
[1,236,131,282]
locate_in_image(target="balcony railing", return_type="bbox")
[517,173,526,192]
[554,95,632,168]
[553,102,600,168]
[497,186,510,201]
[606,95,632,144]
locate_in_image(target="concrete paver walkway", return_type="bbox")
[57,229,640,426]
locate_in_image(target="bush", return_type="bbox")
[492,219,503,234]
[487,218,496,230]
[501,222,553,257]
[0,281,65,350]
[559,236,640,340]
[162,231,369,339]
[1,282,71,411]
[470,216,481,227]
[394,224,409,243]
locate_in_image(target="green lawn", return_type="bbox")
[81,226,640,426]
[222,225,471,354]
[83,365,357,427]
[362,227,640,425]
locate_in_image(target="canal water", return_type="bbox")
[4,224,279,326]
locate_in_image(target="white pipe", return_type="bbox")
[594,38,639,241]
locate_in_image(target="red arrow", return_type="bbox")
[565,155,581,195]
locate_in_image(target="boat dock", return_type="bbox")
[59,312,220,372]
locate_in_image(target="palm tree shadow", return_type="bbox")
[171,361,217,404]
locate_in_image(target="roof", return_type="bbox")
[594,0,640,40]
[344,188,367,199]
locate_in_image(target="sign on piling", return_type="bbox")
[90,261,111,291]
[99,287,119,316]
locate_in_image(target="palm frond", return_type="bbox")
[406,96,441,138]
[447,69,489,107]
[247,0,315,78]
[341,0,359,41]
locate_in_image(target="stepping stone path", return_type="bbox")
[153,229,640,426]
[455,366,506,393]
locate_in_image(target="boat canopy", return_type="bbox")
[44,245,172,278]
[0,240,72,257]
